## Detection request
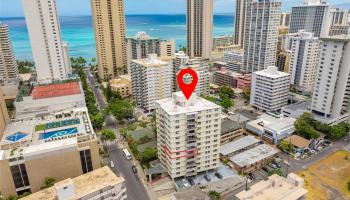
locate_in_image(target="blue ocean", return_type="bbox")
[0,14,234,60]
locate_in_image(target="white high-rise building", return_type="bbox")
[130,54,174,113]
[187,0,213,59]
[23,0,69,83]
[156,92,221,179]
[0,23,18,81]
[176,59,210,96]
[243,0,281,73]
[289,0,330,37]
[62,42,72,75]
[311,35,350,124]
[174,51,189,69]
[286,31,320,92]
[250,66,290,111]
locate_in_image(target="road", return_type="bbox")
[84,70,150,200]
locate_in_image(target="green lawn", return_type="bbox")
[35,124,45,132]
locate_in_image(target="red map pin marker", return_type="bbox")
[177,68,198,100]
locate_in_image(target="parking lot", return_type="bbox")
[297,138,332,159]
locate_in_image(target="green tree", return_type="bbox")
[100,129,116,149]
[139,147,158,164]
[16,60,34,74]
[294,113,320,139]
[219,86,234,99]
[268,169,283,176]
[41,177,56,189]
[106,100,133,120]
[208,191,221,200]
[329,123,348,139]
[220,98,233,111]
[139,135,152,144]
[243,88,251,101]
[278,140,295,153]
[91,113,104,130]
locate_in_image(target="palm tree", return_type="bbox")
[101,129,116,150]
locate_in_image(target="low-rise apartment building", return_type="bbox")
[250,66,290,111]
[109,75,132,98]
[22,166,126,200]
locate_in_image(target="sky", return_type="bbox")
[0,0,349,17]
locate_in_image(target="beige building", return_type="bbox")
[21,166,126,200]
[0,23,19,81]
[233,0,246,48]
[187,0,213,59]
[0,108,100,198]
[0,86,10,137]
[91,0,127,81]
[236,173,308,200]
[109,75,131,98]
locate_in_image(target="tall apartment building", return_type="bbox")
[22,167,127,200]
[91,0,127,81]
[176,59,210,96]
[22,0,69,83]
[250,66,290,111]
[126,32,175,70]
[0,87,10,137]
[311,35,350,124]
[174,51,189,69]
[130,54,174,113]
[187,0,213,59]
[0,107,100,197]
[233,0,246,47]
[243,0,281,73]
[327,8,350,36]
[276,50,291,73]
[286,31,320,92]
[289,0,329,37]
[0,24,18,81]
[280,12,291,29]
[156,92,221,179]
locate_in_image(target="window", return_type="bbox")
[10,164,30,189]
[80,149,93,173]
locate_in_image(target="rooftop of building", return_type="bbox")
[159,187,210,200]
[0,107,94,158]
[221,119,241,134]
[156,92,221,115]
[131,54,169,67]
[247,113,296,133]
[230,144,278,167]
[22,166,125,200]
[320,34,350,41]
[16,80,82,102]
[235,174,308,200]
[220,136,259,156]
[254,66,290,78]
[109,76,131,87]
[284,135,310,149]
[31,81,81,100]
[127,31,159,40]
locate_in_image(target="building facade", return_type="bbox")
[0,108,100,198]
[187,0,213,59]
[0,24,18,81]
[223,51,243,72]
[233,0,246,48]
[156,92,221,179]
[243,0,281,73]
[286,31,320,93]
[250,66,290,111]
[91,0,127,81]
[23,0,69,83]
[289,0,329,37]
[109,75,131,98]
[276,50,291,73]
[0,87,9,138]
[130,54,174,113]
[21,167,126,200]
[280,12,291,29]
[311,35,350,124]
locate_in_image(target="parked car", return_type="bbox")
[248,173,256,180]
[131,165,137,173]
[262,166,270,173]
[187,178,195,186]
[215,172,223,179]
[204,175,211,182]
[182,179,190,187]
[269,163,278,169]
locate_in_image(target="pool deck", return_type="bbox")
[0,108,94,147]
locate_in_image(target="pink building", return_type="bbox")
[236,74,251,90]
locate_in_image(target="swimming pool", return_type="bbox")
[6,132,28,142]
[40,127,78,140]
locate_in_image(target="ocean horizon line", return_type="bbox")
[0,12,234,19]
